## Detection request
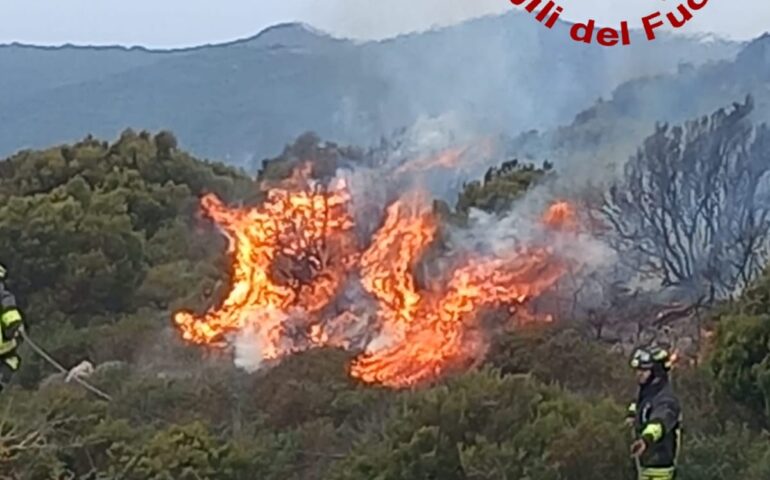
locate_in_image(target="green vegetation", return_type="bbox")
[0,129,769,479]
[0,129,257,387]
[455,159,553,216]
[433,159,553,227]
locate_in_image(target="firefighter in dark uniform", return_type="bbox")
[627,346,682,480]
[0,264,25,393]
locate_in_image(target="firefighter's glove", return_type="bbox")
[630,438,647,458]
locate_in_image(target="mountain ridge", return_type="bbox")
[0,22,338,53]
[0,15,747,52]
[506,31,770,186]
[0,10,745,164]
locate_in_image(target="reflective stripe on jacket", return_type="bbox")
[0,284,22,354]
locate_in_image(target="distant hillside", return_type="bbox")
[0,45,179,101]
[0,14,742,165]
[507,33,770,184]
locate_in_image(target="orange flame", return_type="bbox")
[359,194,437,344]
[174,172,577,387]
[173,175,357,360]
[394,147,465,174]
[392,138,497,175]
[542,200,578,230]
[348,204,570,387]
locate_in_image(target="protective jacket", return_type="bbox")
[630,376,682,470]
[0,282,23,364]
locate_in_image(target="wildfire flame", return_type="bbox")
[174,169,576,387]
[173,173,357,360]
[542,200,578,230]
[359,194,437,345]
[392,137,497,175]
[349,207,569,387]
[394,147,465,174]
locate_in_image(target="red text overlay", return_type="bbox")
[509,0,711,47]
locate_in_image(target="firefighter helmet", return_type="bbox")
[630,346,673,371]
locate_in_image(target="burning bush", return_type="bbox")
[173,164,580,388]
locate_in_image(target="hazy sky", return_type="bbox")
[0,0,767,47]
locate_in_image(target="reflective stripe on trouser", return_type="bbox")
[639,467,675,480]
[0,355,19,392]
[3,355,19,370]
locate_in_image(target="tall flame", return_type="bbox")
[359,194,437,345]
[174,172,577,387]
[348,205,570,387]
[173,175,356,360]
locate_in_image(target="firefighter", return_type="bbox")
[627,346,682,480]
[0,264,25,393]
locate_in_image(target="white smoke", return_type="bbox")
[445,169,619,289]
[233,307,295,373]
[232,326,265,373]
[308,0,508,41]
[392,112,478,155]
[340,112,504,208]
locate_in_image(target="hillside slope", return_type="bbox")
[0,14,742,164]
[508,34,770,182]
[1,133,770,479]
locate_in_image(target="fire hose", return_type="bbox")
[20,328,113,402]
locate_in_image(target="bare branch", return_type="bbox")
[598,97,770,303]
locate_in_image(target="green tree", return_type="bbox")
[255,131,365,182]
[153,130,178,159]
[710,313,770,418]
[329,369,629,480]
[455,159,554,216]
